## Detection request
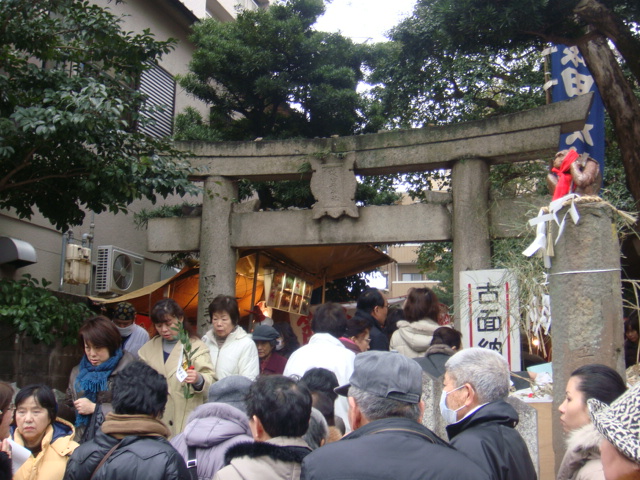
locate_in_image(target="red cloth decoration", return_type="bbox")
[551,149,579,200]
[249,306,265,322]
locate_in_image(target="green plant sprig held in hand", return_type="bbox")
[172,322,201,400]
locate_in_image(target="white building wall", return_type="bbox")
[92,0,207,118]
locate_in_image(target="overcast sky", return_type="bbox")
[314,0,417,43]
[313,0,419,290]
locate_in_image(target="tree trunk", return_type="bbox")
[578,35,640,208]
[574,0,640,84]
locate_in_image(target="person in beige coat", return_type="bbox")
[213,375,312,480]
[139,298,215,437]
[390,287,441,358]
[12,384,78,480]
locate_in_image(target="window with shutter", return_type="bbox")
[138,62,176,138]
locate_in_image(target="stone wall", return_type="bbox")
[0,331,82,392]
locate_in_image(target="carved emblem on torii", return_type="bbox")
[309,153,359,220]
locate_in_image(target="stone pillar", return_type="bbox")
[421,372,446,439]
[549,202,625,467]
[197,176,238,336]
[452,158,492,328]
[506,397,539,478]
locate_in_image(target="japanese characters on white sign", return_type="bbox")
[459,269,521,370]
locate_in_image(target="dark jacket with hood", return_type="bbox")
[301,416,492,480]
[446,399,537,480]
[63,420,189,480]
[0,451,10,480]
[352,310,389,351]
[414,344,456,378]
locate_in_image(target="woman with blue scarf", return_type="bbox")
[66,316,135,443]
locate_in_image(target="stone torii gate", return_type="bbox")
[149,92,627,469]
[149,93,593,331]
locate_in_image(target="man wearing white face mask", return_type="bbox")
[110,302,149,358]
[441,347,536,480]
[301,351,491,480]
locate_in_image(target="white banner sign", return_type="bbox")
[459,269,521,370]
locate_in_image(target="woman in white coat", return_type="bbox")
[390,287,441,358]
[202,295,259,381]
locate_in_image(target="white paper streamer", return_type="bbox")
[522,194,581,267]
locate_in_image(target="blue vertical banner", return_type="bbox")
[548,44,605,177]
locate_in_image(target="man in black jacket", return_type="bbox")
[442,347,537,480]
[352,288,389,351]
[63,362,189,480]
[301,351,491,480]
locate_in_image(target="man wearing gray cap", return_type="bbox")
[300,351,491,480]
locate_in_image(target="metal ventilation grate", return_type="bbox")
[95,247,110,292]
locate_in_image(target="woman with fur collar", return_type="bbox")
[557,365,626,480]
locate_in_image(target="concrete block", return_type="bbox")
[145,196,546,253]
[490,196,549,239]
[549,201,624,465]
[231,203,451,247]
[232,199,260,213]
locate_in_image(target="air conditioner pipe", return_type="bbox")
[58,231,72,291]
[83,212,95,295]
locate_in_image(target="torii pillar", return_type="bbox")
[197,175,237,334]
[549,201,625,468]
[452,158,492,322]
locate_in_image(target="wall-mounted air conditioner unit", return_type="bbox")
[95,246,145,294]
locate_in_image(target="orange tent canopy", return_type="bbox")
[89,245,393,324]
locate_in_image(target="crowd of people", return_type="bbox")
[0,286,638,480]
